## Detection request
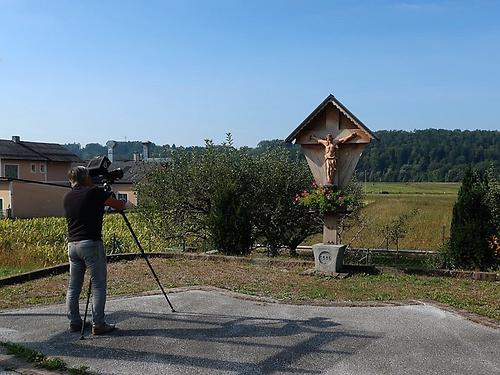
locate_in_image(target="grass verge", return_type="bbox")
[0,341,93,374]
[0,258,498,321]
[0,266,32,278]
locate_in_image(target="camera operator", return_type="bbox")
[64,166,130,335]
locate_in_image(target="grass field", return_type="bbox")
[306,182,458,250]
[0,258,498,321]
[362,182,460,195]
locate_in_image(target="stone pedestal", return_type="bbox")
[323,212,339,244]
[312,243,346,273]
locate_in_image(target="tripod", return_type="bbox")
[80,210,175,339]
[119,210,175,312]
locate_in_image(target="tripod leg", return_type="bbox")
[80,279,92,340]
[120,211,175,312]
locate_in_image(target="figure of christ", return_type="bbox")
[310,131,358,185]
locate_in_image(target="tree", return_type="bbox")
[136,136,322,256]
[445,167,498,270]
[65,129,500,182]
[207,181,253,255]
[484,165,500,235]
[136,135,257,255]
[253,148,321,256]
[337,178,367,245]
[379,209,420,251]
[65,143,82,157]
[355,129,499,182]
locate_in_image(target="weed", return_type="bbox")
[0,342,95,374]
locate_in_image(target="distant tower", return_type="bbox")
[142,141,152,160]
[106,140,117,162]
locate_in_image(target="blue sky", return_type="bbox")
[0,0,499,147]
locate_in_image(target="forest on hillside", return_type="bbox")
[65,129,499,182]
[356,129,499,182]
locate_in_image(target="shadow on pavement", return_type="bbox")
[13,309,381,374]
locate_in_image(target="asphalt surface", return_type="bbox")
[0,288,498,375]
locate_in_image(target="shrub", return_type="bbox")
[136,135,322,256]
[208,181,253,255]
[253,148,321,256]
[444,166,499,270]
[136,135,259,254]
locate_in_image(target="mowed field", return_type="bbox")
[306,182,460,250]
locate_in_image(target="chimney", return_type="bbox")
[142,141,152,160]
[106,140,117,162]
[12,136,20,143]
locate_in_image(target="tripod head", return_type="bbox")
[87,156,124,192]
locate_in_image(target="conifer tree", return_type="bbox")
[447,167,497,270]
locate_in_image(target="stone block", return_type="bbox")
[312,243,346,273]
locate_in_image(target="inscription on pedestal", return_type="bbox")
[318,251,332,264]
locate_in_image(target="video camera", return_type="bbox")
[86,156,123,191]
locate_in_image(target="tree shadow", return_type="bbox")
[6,309,381,374]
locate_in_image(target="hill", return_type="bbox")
[355,129,499,182]
[65,129,499,182]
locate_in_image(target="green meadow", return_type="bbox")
[306,182,459,250]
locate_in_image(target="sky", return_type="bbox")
[0,0,499,147]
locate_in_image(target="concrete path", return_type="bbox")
[0,288,498,375]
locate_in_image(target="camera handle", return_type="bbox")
[119,210,176,312]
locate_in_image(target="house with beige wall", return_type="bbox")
[0,136,80,218]
[0,136,159,218]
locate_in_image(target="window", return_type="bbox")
[117,193,128,202]
[39,164,46,173]
[31,164,37,173]
[0,198,3,211]
[4,165,18,179]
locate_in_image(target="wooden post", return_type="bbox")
[323,212,339,244]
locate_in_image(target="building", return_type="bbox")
[102,140,163,206]
[0,136,81,218]
[0,136,160,218]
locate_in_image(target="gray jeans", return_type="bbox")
[66,240,107,325]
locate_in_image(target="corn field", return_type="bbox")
[0,213,165,268]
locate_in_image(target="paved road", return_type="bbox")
[0,288,498,375]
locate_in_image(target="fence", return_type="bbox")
[296,245,439,268]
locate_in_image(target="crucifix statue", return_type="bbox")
[286,94,377,273]
[310,132,358,185]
